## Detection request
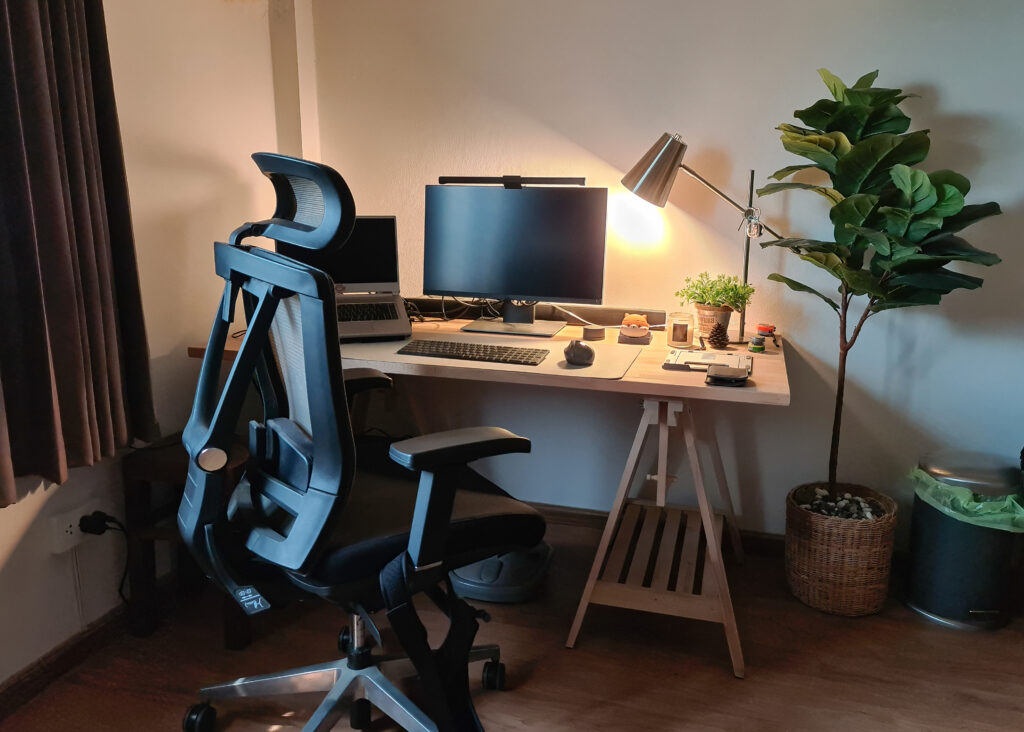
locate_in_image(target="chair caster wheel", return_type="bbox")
[183,702,217,732]
[350,698,372,729]
[482,660,506,691]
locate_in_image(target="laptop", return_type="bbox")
[321,216,412,342]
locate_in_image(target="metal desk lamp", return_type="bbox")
[621,132,783,341]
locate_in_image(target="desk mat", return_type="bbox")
[341,331,642,380]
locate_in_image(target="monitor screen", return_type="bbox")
[307,216,399,289]
[423,185,607,304]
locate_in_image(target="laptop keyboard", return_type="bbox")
[337,302,399,322]
[397,339,549,366]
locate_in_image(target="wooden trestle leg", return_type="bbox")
[566,398,745,679]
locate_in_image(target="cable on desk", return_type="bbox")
[547,303,666,329]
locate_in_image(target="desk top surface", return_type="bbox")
[193,320,791,407]
[350,320,790,406]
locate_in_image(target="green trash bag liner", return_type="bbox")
[910,468,1024,533]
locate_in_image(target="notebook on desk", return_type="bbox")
[322,216,412,341]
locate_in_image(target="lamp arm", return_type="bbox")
[680,164,784,240]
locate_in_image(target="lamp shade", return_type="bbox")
[620,132,687,207]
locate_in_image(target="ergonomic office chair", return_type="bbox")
[178,152,545,732]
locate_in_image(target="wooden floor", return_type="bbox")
[6,522,1023,731]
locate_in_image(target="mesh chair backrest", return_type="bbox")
[180,154,358,610]
[268,295,312,434]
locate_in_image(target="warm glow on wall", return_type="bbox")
[607,189,667,252]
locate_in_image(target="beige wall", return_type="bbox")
[312,0,1023,526]
[0,0,280,686]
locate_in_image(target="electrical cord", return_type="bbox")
[547,303,667,329]
[79,511,130,603]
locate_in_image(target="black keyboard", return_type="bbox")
[397,339,549,366]
[337,302,399,322]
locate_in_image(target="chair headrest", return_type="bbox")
[229,152,356,252]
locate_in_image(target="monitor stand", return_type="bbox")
[460,301,566,337]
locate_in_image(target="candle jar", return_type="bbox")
[667,312,695,348]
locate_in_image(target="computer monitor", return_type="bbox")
[290,216,399,292]
[423,184,607,336]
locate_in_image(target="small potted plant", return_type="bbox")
[758,69,1001,615]
[674,272,755,340]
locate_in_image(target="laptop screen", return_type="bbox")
[322,216,399,291]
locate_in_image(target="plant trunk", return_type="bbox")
[828,346,848,494]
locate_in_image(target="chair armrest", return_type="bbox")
[343,368,393,399]
[389,427,530,472]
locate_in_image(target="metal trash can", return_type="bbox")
[905,449,1024,629]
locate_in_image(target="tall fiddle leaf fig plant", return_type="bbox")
[758,69,1001,494]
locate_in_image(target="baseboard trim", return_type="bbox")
[530,501,784,557]
[0,605,126,722]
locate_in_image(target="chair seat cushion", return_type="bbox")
[307,463,545,589]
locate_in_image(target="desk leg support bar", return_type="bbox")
[680,406,745,678]
[566,399,745,679]
[565,400,657,648]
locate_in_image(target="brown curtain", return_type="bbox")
[0,0,156,507]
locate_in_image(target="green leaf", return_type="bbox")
[862,104,911,138]
[825,105,871,141]
[845,225,892,255]
[852,70,879,89]
[794,99,839,130]
[888,269,984,292]
[756,182,843,205]
[923,202,1002,239]
[777,123,821,136]
[889,164,937,214]
[876,206,912,237]
[833,134,901,196]
[767,273,839,312]
[862,131,931,191]
[843,269,887,298]
[818,68,847,101]
[781,132,849,172]
[769,164,816,181]
[759,238,849,257]
[871,288,942,311]
[929,184,965,218]
[920,235,1001,266]
[906,215,943,243]
[830,193,878,246]
[844,87,908,107]
[928,170,970,197]
[798,252,846,281]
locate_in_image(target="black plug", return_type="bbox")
[80,510,116,535]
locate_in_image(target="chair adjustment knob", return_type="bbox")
[197,446,228,472]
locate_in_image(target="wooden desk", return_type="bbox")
[196,319,790,677]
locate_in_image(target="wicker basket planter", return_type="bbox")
[785,482,898,616]
[694,304,732,337]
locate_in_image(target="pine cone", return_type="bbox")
[707,322,730,349]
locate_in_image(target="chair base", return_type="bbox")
[196,644,501,732]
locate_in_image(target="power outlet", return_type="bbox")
[49,507,90,554]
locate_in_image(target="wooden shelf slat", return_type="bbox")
[676,510,700,595]
[650,508,681,591]
[593,502,729,621]
[590,581,722,624]
[601,503,641,582]
[625,506,660,587]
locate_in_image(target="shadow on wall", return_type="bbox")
[904,83,1023,334]
[131,145,260,431]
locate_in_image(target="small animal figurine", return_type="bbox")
[618,313,652,345]
[620,313,650,338]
